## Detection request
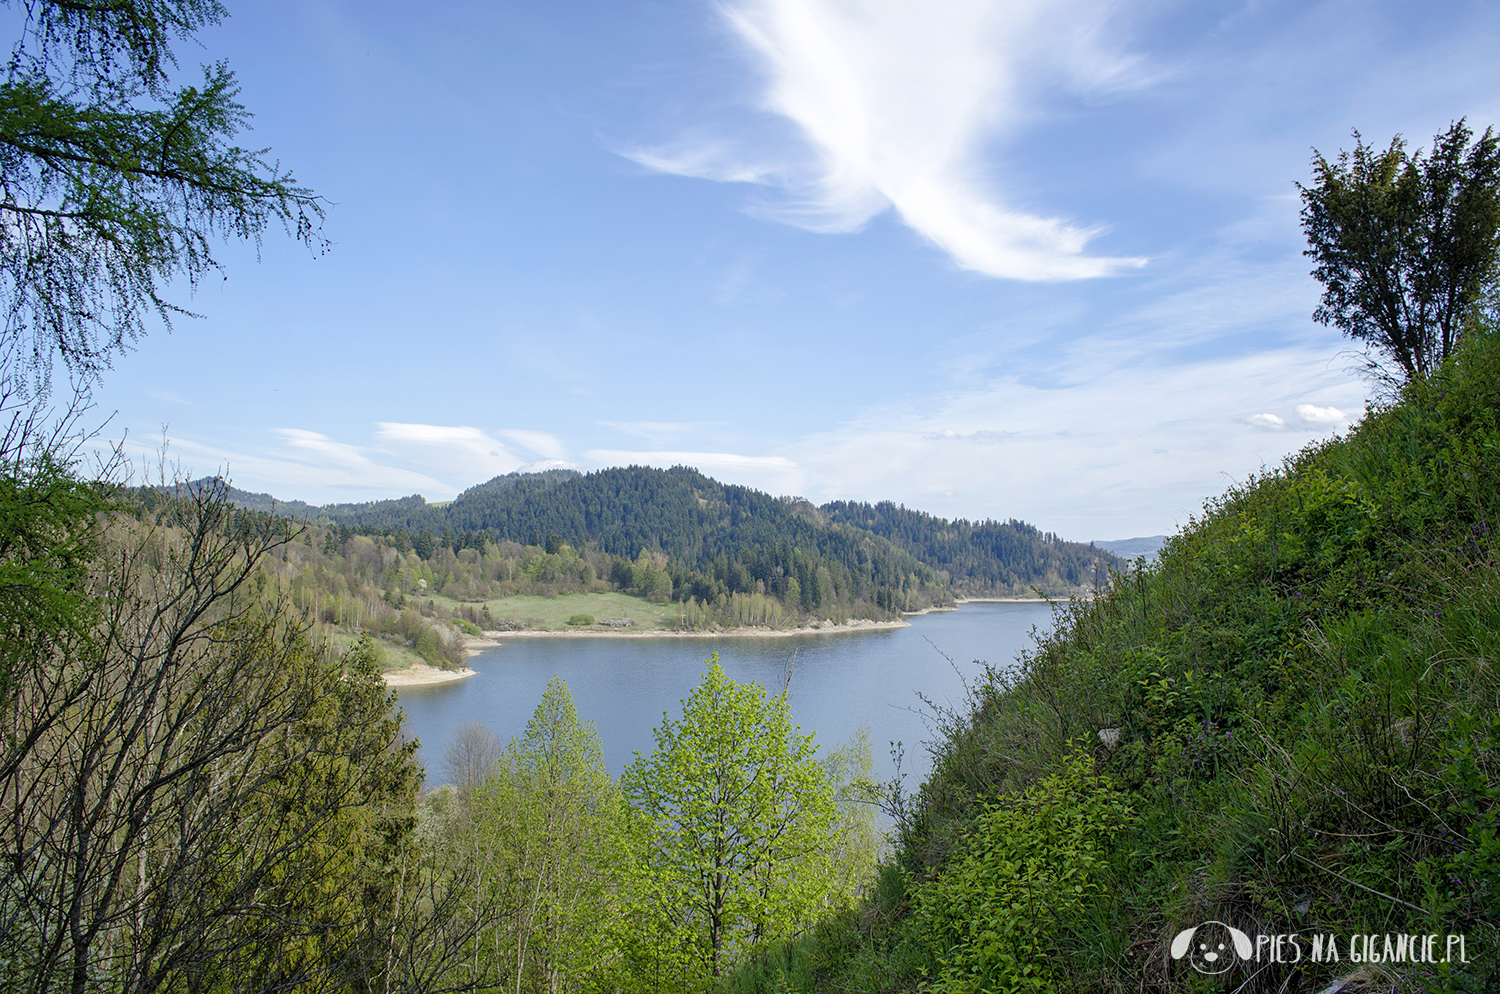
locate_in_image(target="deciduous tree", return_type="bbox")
[621,657,839,980]
[1299,119,1500,382]
[460,678,638,994]
[0,482,424,993]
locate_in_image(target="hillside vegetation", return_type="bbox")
[822,500,1110,596]
[736,328,1500,991]
[213,466,1114,634]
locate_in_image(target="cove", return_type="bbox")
[395,600,1057,784]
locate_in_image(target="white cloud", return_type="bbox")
[1294,403,1345,425]
[278,428,380,469]
[926,428,1009,442]
[721,340,1371,538]
[165,433,449,498]
[621,0,1150,280]
[517,458,580,473]
[498,429,569,461]
[374,422,522,479]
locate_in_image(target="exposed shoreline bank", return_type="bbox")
[456,599,1053,650]
[902,597,1048,618]
[396,600,1051,677]
[382,663,477,687]
[465,617,908,645]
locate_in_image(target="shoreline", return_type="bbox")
[903,597,1049,617]
[382,664,477,687]
[457,599,1054,647]
[468,618,909,642]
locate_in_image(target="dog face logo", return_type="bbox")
[1170,921,1253,975]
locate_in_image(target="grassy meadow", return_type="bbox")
[432,590,682,631]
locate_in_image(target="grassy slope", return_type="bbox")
[430,591,682,630]
[323,628,430,671]
[738,331,1500,993]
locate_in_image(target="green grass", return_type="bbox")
[431,591,681,631]
[322,628,429,671]
[733,328,1500,993]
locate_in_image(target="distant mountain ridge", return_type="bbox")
[1092,535,1167,560]
[204,465,1118,599]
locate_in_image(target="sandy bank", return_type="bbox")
[474,618,908,641]
[382,664,477,687]
[901,597,1049,617]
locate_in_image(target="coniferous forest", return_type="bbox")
[215,462,1115,607]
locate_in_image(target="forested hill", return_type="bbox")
[213,465,1118,603]
[821,500,1109,596]
[212,469,580,527]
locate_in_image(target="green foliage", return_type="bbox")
[910,751,1133,994]
[566,613,595,626]
[214,463,1116,624]
[0,432,108,699]
[1300,119,1500,381]
[0,0,324,393]
[0,487,425,992]
[821,501,1112,597]
[622,657,846,981]
[754,309,1500,994]
[460,678,641,993]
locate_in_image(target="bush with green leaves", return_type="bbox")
[910,751,1133,994]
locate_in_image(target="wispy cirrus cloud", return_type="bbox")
[497,429,570,462]
[150,424,566,503]
[159,432,448,498]
[619,0,1151,280]
[773,339,1366,538]
[374,423,523,479]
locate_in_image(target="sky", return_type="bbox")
[76,0,1500,540]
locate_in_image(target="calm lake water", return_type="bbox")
[396,601,1057,786]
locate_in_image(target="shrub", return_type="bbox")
[910,751,1133,994]
[567,614,595,626]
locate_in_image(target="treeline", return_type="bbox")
[215,464,1120,621]
[209,467,962,624]
[822,500,1111,596]
[135,494,926,659]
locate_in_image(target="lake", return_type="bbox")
[395,600,1058,786]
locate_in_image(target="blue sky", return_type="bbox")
[86,0,1500,540]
